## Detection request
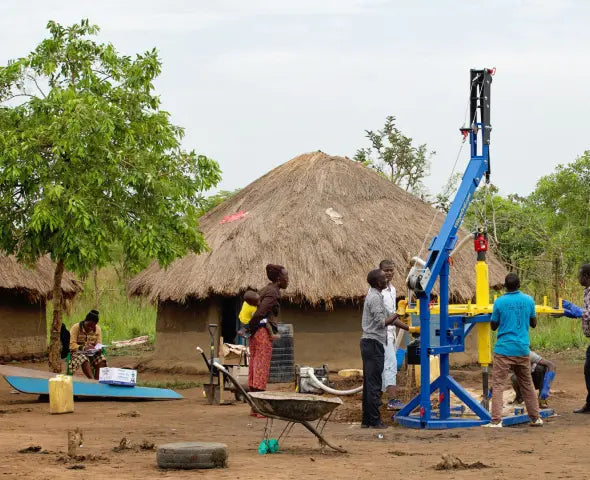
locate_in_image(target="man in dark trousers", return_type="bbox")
[360,269,413,429]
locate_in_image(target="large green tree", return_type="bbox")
[110,189,240,282]
[0,20,221,371]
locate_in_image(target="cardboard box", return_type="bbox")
[98,367,137,387]
[219,340,248,366]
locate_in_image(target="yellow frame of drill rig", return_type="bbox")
[405,258,564,367]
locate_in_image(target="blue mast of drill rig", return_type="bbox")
[395,68,495,429]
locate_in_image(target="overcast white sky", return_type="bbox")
[2,1,589,197]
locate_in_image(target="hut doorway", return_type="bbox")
[220,296,241,344]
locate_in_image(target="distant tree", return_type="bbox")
[0,20,221,371]
[431,173,462,213]
[354,115,435,194]
[197,189,241,217]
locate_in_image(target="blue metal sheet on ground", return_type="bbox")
[4,376,183,400]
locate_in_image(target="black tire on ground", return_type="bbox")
[156,442,228,470]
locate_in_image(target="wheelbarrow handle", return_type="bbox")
[196,346,213,372]
[212,362,262,415]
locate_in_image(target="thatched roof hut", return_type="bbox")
[0,255,82,300]
[129,152,506,372]
[129,152,505,304]
[0,255,82,361]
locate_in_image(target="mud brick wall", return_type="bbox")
[0,293,47,362]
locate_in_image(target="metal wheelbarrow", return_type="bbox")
[213,362,346,453]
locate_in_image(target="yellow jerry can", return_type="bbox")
[49,374,74,414]
[414,356,440,388]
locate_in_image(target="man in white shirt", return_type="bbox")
[379,259,403,410]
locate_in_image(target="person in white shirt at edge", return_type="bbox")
[379,259,404,411]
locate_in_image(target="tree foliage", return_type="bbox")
[529,151,590,269]
[354,115,434,195]
[464,186,544,269]
[0,20,221,370]
[463,152,590,302]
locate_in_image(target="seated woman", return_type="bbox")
[68,310,107,379]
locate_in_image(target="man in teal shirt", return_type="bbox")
[486,273,542,427]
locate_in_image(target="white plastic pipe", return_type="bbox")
[410,256,426,267]
[302,367,362,396]
[449,233,475,259]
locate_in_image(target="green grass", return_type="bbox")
[47,267,157,346]
[136,380,202,390]
[530,315,587,351]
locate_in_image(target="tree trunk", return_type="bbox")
[553,254,561,305]
[93,266,99,309]
[48,260,65,373]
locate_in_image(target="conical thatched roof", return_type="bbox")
[129,152,506,305]
[0,255,82,301]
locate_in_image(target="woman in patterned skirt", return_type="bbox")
[247,264,289,418]
[69,309,107,379]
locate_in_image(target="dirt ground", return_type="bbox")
[1,353,590,480]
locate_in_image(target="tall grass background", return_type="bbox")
[47,267,156,346]
[531,315,587,351]
[528,281,587,352]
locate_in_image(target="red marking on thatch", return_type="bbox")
[220,211,248,224]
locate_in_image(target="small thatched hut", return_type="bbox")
[129,152,506,371]
[0,255,82,361]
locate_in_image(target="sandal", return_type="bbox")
[387,399,404,411]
